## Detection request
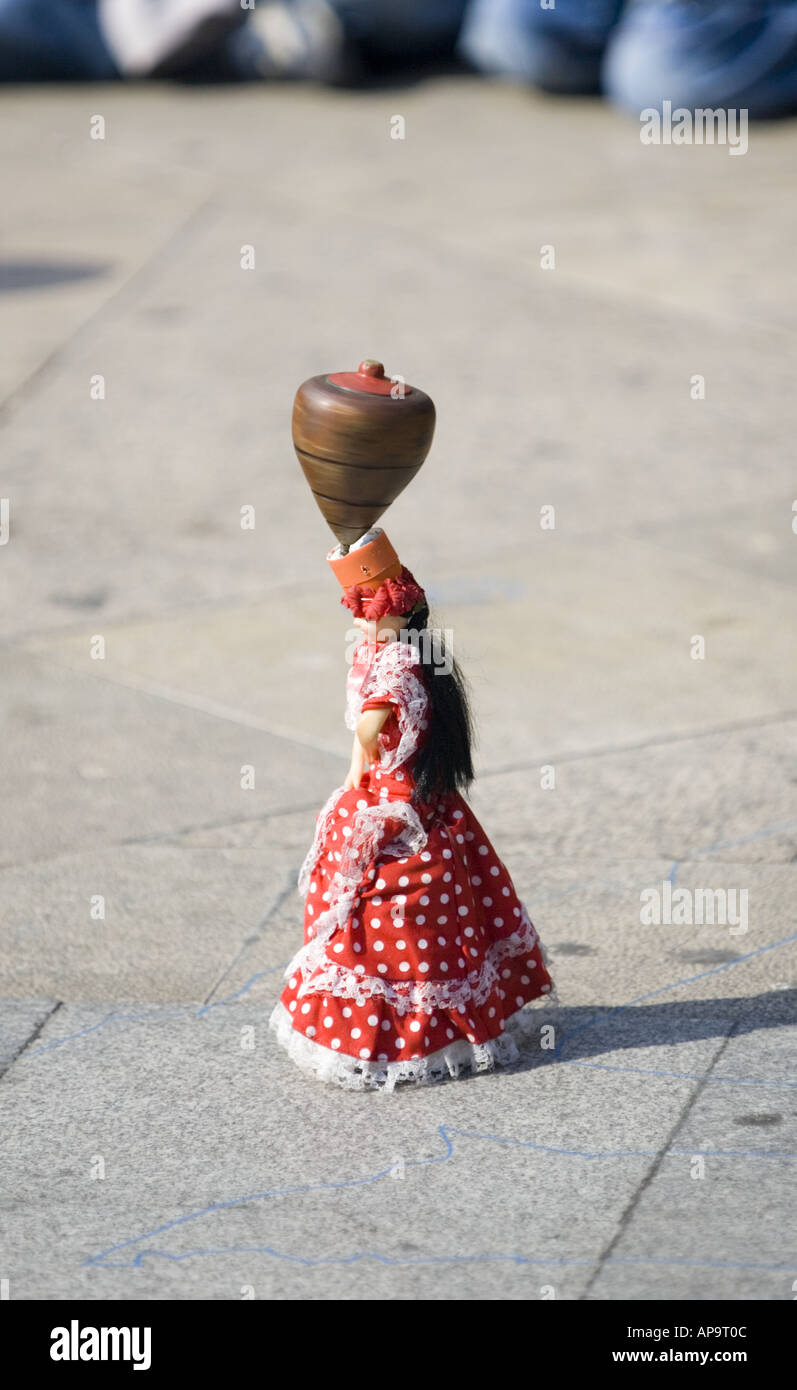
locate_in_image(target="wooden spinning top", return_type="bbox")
[292,359,436,547]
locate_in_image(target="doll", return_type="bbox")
[269,362,557,1092]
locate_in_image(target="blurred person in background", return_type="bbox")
[1,0,796,118]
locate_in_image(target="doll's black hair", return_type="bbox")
[403,605,474,803]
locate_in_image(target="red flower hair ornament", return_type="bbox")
[341,566,426,621]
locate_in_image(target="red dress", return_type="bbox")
[269,636,557,1091]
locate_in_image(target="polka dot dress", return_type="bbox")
[269,638,556,1092]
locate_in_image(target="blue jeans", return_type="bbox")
[459,0,797,117]
[0,0,118,80]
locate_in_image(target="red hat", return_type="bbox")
[327,528,426,619]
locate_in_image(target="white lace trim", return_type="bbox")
[269,992,559,1093]
[358,640,429,773]
[301,904,554,1016]
[288,799,429,992]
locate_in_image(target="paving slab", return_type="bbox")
[588,1004,797,1301]
[1,993,746,1302]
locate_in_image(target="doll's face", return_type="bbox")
[353,614,409,646]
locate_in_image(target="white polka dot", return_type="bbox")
[370,918,380,928]
[342,826,352,838]
[483,897,493,906]
[301,1003,311,1014]
[472,876,482,886]
[464,927,474,937]
[381,1019,391,1031]
[521,976,530,984]
[376,878,386,890]
[443,849,452,859]
[516,996,524,1006]
[399,961,410,972]
[289,1000,297,1011]
[357,800,368,810]
[459,906,469,917]
[420,851,431,861]
[359,1047,370,1059]
[324,1016,333,1028]
[396,894,406,906]
[420,895,430,906]
[310,882,317,894]
[378,963,388,974]
[479,845,488,856]
[440,962,448,972]
[418,938,428,949]
[503,887,511,897]
[437,915,448,925]
[526,959,537,969]
[419,962,429,973]
[501,969,511,979]
[422,873,432,884]
[494,917,504,927]
[378,1052,388,1060]
[437,935,447,945]
[395,771,404,781]
[409,1021,421,1033]
[458,957,466,967]
[488,1007,495,1018]
[456,835,465,844]
[373,896,383,906]
[351,1027,362,1039]
[338,806,348,817]
[353,942,362,953]
[395,1038,405,1049]
[306,1025,316,1037]
[446,1028,455,1039]
[491,866,500,876]
[469,948,478,957]
[396,939,406,949]
[430,1016,438,1026]
[443,872,452,882]
[331,1038,341,1049]
[374,940,384,952]
[399,876,409,887]
[417,915,426,925]
[289,976,297,988]
[355,964,365,974]
[368,1014,378,1026]
[307,904,314,917]
[342,1006,352,1018]
[333,942,344,953]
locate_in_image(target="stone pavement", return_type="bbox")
[1,77,795,1302]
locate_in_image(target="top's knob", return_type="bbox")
[357,360,384,377]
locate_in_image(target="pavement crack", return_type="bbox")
[0,1001,63,1082]
[201,873,298,1007]
[580,1018,741,1299]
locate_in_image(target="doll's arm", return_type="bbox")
[356,705,391,763]
[344,731,367,791]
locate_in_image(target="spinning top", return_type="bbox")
[292,360,436,547]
